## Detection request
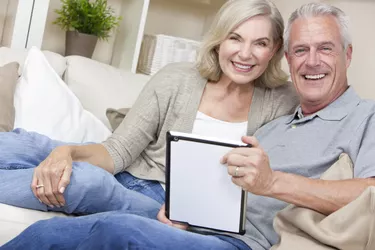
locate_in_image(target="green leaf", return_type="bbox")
[53,0,122,40]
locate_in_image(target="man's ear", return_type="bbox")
[285,51,291,66]
[346,45,353,69]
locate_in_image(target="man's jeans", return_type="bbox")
[0,129,163,217]
[1,212,252,250]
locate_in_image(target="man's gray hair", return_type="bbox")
[284,2,352,52]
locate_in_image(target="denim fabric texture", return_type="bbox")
[1,213,251,250]
[0,129,161,215]
[0,129,250,250]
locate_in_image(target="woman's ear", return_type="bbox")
[272,40,281,57]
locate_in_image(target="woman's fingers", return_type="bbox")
[50,161,68,207]
[45,161,67,207]
[157,204,172,225]
[172,222,189,230]
[58,163,73,195]
[35,173,53,207]
[157,204,188,230]
[31,171,42,203]
[33,161,66,208]
[30,146,74,208]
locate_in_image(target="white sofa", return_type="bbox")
[0,47,151,245]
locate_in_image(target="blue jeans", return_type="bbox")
[0,129,250,249]
[1,212,251,250]
[0,129,163,216]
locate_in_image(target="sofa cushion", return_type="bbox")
[271,153,375,250]
[64,55,150,128]
[0,62,19,132]
[13,47,111,143]
[106,107,130,131]
[0,47,66,77]
[0,203,69,246]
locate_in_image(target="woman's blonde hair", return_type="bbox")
[196,0,288,88]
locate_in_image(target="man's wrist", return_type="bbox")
[267,171,283,197]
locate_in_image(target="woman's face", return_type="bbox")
[218,15,277,85]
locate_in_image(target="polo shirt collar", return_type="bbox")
[285,86,360,124]
[285,106,302,124]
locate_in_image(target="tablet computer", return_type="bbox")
[165,131,247,235]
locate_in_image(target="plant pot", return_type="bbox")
[65,31,98,58]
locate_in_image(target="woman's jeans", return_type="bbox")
[0,129,251,250]
[0,129,164,217]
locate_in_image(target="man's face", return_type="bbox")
[285,15,352,114]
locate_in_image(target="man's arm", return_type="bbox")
[222,136,375,216]
[269,172,375,215]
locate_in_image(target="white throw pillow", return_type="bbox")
[14,47,111,143]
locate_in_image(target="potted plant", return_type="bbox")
[53,0,121,58]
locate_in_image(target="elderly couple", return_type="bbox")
[0,0,374,249]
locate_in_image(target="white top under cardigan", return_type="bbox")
[193,111,248,140]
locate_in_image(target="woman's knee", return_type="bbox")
[70,163,116,192]
[64,163,119,211]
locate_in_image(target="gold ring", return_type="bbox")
[36,184,45,189]
[234,166,239,177]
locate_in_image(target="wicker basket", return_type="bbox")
[137,34,201,75]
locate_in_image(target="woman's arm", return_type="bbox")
[69,144,114,173]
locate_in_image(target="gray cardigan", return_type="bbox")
[102,62,299,182]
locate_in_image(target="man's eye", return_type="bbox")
[321,47,332,51]
[294,48,307,56]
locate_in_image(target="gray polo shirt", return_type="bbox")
[243,87,375,250]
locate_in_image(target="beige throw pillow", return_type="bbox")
[271,153,375,250]
[106,108,130,131]
[0,62,20,132]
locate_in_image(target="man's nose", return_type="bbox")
[305,49,321,67]
[238,44,253,60]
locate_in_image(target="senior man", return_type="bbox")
[2,2,375,250]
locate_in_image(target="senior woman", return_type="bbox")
[0,0,297,244]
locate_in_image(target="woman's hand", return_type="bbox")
[157,204,189,230]
[221,136,275,196]
[31,146,73,208]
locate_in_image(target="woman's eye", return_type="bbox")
[229,36,239,41]
[258,42,267,47]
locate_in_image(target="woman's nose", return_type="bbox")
[238,44,253,60]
